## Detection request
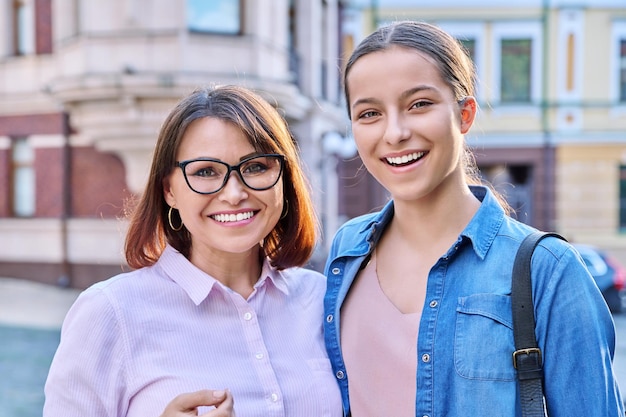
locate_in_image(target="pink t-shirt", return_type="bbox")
[341,250,421,417]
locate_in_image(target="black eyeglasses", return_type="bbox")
[175,154,285,195]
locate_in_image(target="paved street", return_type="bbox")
[0,278,80,417]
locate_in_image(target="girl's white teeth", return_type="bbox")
[386,152,424,166]
[212,211,254,223]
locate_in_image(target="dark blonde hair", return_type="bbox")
[344,20,509,210]
[124,85,319,270]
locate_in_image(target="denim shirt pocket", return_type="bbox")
[454,293,516,381]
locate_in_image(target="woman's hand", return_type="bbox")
[160,389,235,417]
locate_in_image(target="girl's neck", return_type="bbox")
[389,183,480,250]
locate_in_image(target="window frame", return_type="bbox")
[186,0,243,36]
[611,21,626,106]
[491,21,543,109]
[10,137,36,218]
[437,22,485,104]
[12,0,35,55]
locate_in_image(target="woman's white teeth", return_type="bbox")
[213,211,254,223]
[386,152,424,166]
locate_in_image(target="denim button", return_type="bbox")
[332,267,341,275]
[429,300,438,308]
[326,314,334,323]
[422,353,430,363]
[336,370,345,379]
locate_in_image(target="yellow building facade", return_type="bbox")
[343,0,626,258]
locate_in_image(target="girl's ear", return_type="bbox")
[459,96,477,134]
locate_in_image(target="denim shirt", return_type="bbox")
[323,186,624,417]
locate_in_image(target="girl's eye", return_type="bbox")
[358,110,380,119]
[410,100,431,110]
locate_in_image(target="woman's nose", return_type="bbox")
[218,173,248,204]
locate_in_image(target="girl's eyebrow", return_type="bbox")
[351,85,440,112]
[399,85,439,101]
[350,96,381,112]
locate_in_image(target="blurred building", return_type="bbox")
[340,0,626,255]
[4,0,626,288]
[0,0,350,288]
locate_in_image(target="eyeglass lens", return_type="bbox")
[181,155,283,194]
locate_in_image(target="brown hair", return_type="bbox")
[344,20,510,211]
[124,85,319,270]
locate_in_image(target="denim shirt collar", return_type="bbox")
[460,185,505,260]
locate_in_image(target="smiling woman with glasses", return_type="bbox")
[43,85,342,417]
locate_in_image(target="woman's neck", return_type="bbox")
[190,246,262,299]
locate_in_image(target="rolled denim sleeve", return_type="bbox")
[534,244,624,416]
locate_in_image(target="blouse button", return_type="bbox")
[429,300,438,308]
[255,353,264,360]
[243,312,253,321]
[270,393,279,402]
[331,267,341,275]
[326,314,334,323]
[336,370,345,379]
[422,353,431,363]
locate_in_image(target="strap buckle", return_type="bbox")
[512,347,542,370]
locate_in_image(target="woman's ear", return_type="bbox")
[459,96,477,134]
[163,176,176,208]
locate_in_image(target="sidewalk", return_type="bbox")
[0,277,80,329]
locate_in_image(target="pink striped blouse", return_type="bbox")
[43,245,341,417]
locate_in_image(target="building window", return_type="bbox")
[187,0,241,35]
[492,21,542,106]
[620,165,626,229]
[11,138,35,217]
[500,39,532,102]
[619,39,626,103]
[460,38,476,61]
[611,23,626,104]
[12,0,35,55]
[437,22,484,102]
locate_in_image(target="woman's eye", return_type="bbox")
[242,162,267,175]
[192,167,218,177]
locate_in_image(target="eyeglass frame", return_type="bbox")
[175,153,285,195]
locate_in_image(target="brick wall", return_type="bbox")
[35,147,64,217]
[71,147,131,218]
[0,114,66,136]
[35,0,53,54]
[0,149,9,217]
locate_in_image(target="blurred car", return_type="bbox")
[572,244,625,314]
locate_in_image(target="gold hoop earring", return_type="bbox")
[168,206,184,231]
[280,199,289,220]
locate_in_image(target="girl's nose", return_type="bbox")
[383,114,411,145]
[218,173,248,204]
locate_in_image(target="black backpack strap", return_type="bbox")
[512,231,566,417]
